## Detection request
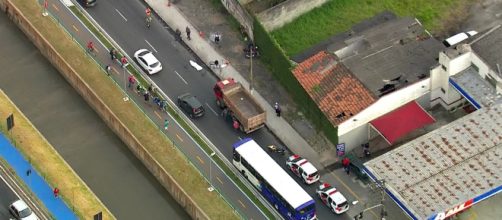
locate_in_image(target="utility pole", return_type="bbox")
[379,179,387,219]
[249,46,254,94]
[354,179,387,220]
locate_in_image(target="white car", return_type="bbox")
[134,49,162,74]
[286,154,320,184]
[316,182,349,214]
[9,199,39,220]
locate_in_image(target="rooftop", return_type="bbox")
[338,17,444,96]
[470,25,502,77]
[292,51,376,125]
[451,66,502,108]
[364,104,502,219]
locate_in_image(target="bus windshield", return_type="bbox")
[297,202,315,214]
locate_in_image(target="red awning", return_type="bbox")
[370,101,435,145]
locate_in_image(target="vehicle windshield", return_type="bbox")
[308,171,319,178]
[138,51,149,57]
[337,201,348,208]
[19,207,33,218]
[149,62,160,68]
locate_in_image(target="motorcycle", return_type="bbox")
[267,145,285,155]
[244,43,260,59]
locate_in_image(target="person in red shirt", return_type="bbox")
[145,7,151,17]
[342,157,350,175]
[87,41,94,53]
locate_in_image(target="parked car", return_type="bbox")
[133,49,162,75]
[286,154,320,184]
[9,199,38,220]
[316,182,349,214]
[78,0,97,7]
[177,93,204,118]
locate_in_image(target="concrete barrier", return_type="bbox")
[257,0,329,31]
[1,1,209,219]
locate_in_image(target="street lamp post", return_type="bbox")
[208,152,216,192]
[249,45,254,94]
[123,64,129,102]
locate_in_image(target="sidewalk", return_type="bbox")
[0,134,77,220]
[146,0,337,168]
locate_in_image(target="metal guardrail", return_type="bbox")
[65,2,281,219]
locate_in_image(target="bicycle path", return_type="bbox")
[0,133,77,220]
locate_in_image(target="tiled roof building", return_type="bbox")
[292,51,376,126]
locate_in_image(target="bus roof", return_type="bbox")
[233,138,314,209]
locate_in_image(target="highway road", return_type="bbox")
[33,0,409,219]
[0,11,189,220]
[82,1,348,219]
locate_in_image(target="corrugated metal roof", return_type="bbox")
[365,104,502,219]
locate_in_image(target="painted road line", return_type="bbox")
[115,9,128,22]
[174,71,188,85]
[216,176,224,185]
[205,103,218,116]
[144,39,158,53]
[154,110,162,120]
[237,136,242,140]
[111,67,120,75]
[329,172,379,219]
[196,155,204,165]
[238,199,246,209]
[72,25,79,33]
[176,134,183,142]
[51,4,59,12]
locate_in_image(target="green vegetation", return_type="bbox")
[253,18,339,145]
[272,0,473,56]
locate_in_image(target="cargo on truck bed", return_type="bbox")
[214,78,266,133]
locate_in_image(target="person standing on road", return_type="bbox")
[186,26,191,40]
[164,119,169,130]
[87,41,94,54]
[109,48,117,60]
[342,157,350,175]
[175,28,182,41]
[128,75,136,88]
[121,56,128,67]
[144,91,150,102]
[274,102,281,117]
[105,65,111,76]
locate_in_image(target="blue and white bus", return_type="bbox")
[232,138,316,220]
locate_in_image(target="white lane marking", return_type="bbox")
[115,9,128,22]
[174,71,188,85]
[144,39,158,53]
[205,103,218,116]
[0,166,49,220]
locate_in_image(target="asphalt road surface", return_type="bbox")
[0,11,189,220]
[82,1,364,219]
[0,174,18,220]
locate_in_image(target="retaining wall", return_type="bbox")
[0,1,208,219]
[257,0,329,31]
